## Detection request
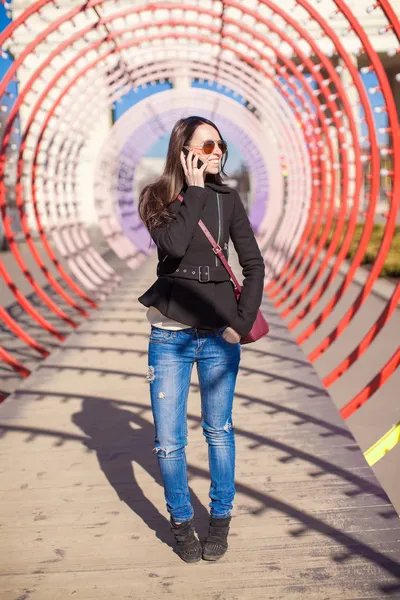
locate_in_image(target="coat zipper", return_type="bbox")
[216,192,222,267]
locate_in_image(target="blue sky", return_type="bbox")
[0,4,18,129]
[0,3,12,81]
[0,2,10,29]
[359,70,388,146]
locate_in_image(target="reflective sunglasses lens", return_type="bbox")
[202,142,215,154]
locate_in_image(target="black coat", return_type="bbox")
[138,181,265,337]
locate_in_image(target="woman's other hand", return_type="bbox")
[180,150,210,188]
[222,327,241,344]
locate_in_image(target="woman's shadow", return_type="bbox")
[72,396,209,553]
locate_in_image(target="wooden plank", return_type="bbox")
[0,264,399,599]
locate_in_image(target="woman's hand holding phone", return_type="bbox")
[180,148,210,188]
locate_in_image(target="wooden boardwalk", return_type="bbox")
[1,262,400,600]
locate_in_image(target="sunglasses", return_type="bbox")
[184,139,228,155]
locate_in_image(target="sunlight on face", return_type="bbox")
[187,124,224,174]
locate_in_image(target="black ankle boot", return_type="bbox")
[170,516,202,563]
[202,515,232,561]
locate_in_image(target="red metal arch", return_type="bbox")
[0,0,398,425]
[2,11,333,356]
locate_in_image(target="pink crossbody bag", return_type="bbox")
[178,193,269,344]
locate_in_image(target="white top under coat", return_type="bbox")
[146,306,191,331]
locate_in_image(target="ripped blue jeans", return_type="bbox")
[147,325,241,522]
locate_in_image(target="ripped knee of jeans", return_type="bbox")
[152,446,170,458]
[152,442,186,458]
[146,365,155,383]
[223,417,234,433]
[201,416,234,437]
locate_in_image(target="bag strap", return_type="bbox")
[177,193,242,291]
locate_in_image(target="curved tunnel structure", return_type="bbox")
[0,1,399,497]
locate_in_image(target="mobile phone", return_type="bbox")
[182,146,204,167]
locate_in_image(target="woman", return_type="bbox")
[138,116,265,563]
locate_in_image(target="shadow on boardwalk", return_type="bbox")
[71,396,209,556]
[2,386,400,595]
[1,280,400,595]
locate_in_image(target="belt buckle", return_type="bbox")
[199,266,210,282]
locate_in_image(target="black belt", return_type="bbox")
[158,264,230,283]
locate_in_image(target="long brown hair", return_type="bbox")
[138,116,228,233]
